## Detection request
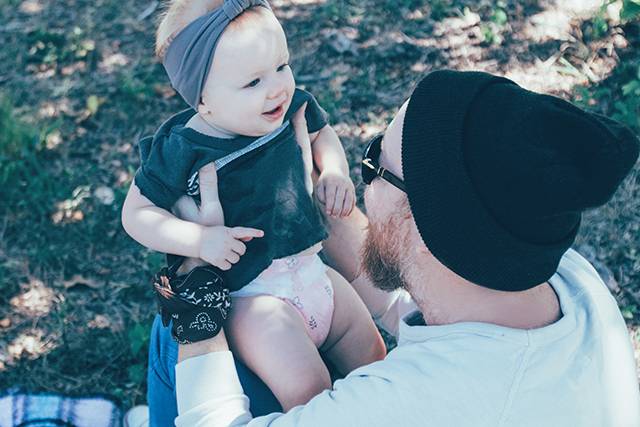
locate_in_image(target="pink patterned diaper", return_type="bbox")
[230,254,335,348]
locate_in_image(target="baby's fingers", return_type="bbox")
[230,227,264,241]
[340,189,355,217]
[325,184,338,216]
[315,181,327,205]
[225,251,240,265]
[229,238,247,256]
[331,188,346,217]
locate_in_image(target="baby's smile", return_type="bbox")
[262,97,289,122]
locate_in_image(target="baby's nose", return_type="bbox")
[267,86,286,100]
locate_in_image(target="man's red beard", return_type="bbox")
[360,217,409,292]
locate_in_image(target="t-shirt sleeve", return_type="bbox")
[134,133,196,211]
[287,88,329,133]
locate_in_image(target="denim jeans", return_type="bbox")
[146,314,282,427]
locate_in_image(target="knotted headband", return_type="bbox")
[163,0,272,109]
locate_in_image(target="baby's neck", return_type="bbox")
[186,113,237,139]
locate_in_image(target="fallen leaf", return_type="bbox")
[94,185,115,205]
[63,274,101,290]
[137,1,159,21]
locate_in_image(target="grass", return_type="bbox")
[0,0,639,411]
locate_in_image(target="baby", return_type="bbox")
[121,0,386,411]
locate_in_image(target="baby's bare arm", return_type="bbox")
[122,163,262,270]
[121,182,204,258]
[310,125,349,176]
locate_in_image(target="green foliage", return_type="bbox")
[0,95,63,219]
[145,250,166,274]
[0,95,39,187]
[622,304,638,320]
[621,0,640,22]
[429,0,454,21]
[26,26,96,67]
[480,1,508,45]
[582,2,607,41]
[613,64,640,130]
[585,0,640,40]
[127,322,151,384]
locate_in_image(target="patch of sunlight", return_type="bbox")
[38,101,57,119]
[60,61,87,76]
[272,0,326,19]
[271,0,326,6]
[503,52,616,94]
[433,9,481,35]
[524,0,619,43]
[6,328,57,362]
[10,278,57,317]
[561,0,604,17]
[88,314,111,330]
[51,185,90,225]
[19,0,43,14]
[98,52,130,74]
[332,122,387,142]
[523,8,574,43]
[45,130,62,150]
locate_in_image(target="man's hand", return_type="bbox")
[316,169,355,218]
[173,162,264,271]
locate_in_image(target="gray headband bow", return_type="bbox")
[163,0,271,109]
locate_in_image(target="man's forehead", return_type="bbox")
[380,100,409,179]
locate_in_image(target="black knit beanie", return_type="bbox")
[401,70,639,291]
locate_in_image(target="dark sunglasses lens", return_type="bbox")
[361,135,382,185]
[361,161,375,184]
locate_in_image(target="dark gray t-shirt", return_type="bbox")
[134,88,330,290]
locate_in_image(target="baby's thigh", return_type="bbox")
[321,268,387,373]
[227,294,331,411]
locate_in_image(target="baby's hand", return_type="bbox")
[199,225,264,271]
[316,170,355,218]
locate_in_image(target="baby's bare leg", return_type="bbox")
[227,295,332,412]
[320,267,387,375]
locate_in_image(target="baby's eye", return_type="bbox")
[245,78,260,88]
[277,63,289,72]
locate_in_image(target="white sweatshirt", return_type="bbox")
[175,249,640,427]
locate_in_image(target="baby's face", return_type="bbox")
[199,9,295,137]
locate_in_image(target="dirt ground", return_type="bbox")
[1,0,639,409]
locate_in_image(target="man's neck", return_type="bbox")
[408,265,562,329]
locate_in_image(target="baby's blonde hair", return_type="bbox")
[155,0,271,60]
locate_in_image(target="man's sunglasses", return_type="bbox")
[361,133,406,192]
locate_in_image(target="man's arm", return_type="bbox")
[175,334,397,427]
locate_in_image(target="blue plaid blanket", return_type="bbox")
[0,388,122,427]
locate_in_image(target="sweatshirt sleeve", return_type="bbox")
[134,133,197,211]
[286,88,329,133]
[175,352,400,427]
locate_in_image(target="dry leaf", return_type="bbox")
[63,274,101,290]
